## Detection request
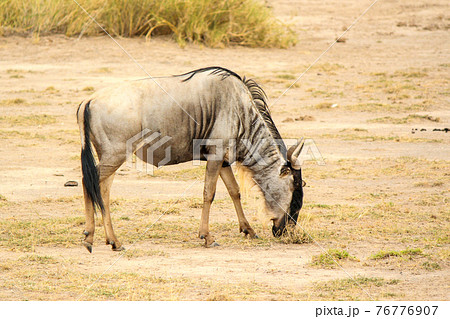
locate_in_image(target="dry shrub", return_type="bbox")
[0,0,297,48]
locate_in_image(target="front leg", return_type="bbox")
[199,160,223,247]
[220,164,257,239]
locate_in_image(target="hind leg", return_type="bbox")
[82,183,96,253]
[98,163,124,251]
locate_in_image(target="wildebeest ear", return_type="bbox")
[279,165,291,177]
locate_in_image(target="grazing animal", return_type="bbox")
[77,67,304,252]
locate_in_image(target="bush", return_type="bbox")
[0,0,297,48]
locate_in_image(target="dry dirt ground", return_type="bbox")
[0,0,449,300]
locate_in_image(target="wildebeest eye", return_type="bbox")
[279,165,291,177]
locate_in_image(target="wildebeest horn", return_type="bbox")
[287,139,304,170]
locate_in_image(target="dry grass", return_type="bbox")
[82,86,95,92]
[0,0,448,302]
[150,165,206,180]
[0,216,85,252]
[0,254,305,300]
[0,98,27,106]
[0,130,47,140]
[368,114,440,124]
[320,132,442,143]
[313,62,345,74]
[0,152,447,299]
[343,103,427,112]
[124,248,167,259]
[0,0,297,48]
[313,276,401,300]
[0,114,57,126]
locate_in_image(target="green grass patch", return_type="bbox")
[371,248,423,260]
[422,261,441,271]
[0,0,297,48]
[311,249,356,267]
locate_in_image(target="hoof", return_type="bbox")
[83,230,89,237]
[199,234,205,240]
[83,241,93,253]
[109,240,124,251]
[241,228,257,239]
[208,241,220,248]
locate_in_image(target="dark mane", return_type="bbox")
[242,77,287,158]
[176,66,241,82]
[178,66,287,158]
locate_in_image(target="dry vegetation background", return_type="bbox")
[0,0,449,300]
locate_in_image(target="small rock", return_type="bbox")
[282,117,295,123]
[295,115,315,121]
[64,181,78,187]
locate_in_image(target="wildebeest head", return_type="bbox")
[272,140,305,237]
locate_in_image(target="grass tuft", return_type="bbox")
[1,98,26,105]
[311,249,356,267]
[0,217,85,252]
[82,86,95,92]
[279,226,313,244]
[0,0,297,48]
[371,248,423,260]
[0,114,57,126]
[368,114,440,124]
[313,276,399,300]
[422,261,441,271]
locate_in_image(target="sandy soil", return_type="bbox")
[0,0,448,300]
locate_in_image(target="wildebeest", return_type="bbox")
[77,67,304,252]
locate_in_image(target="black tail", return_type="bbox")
[81,101,104,213]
